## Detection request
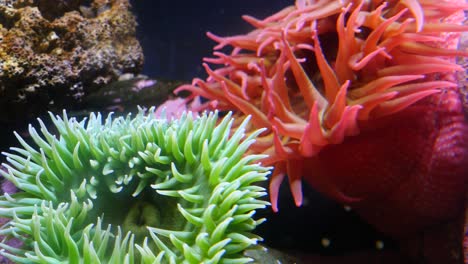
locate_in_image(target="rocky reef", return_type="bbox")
[0,0,143,123]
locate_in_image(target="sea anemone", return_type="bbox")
[176,0,468,237]
[0,108,270,263]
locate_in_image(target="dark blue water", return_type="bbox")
[132,1,287,80]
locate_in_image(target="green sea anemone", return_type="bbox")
[0,108,270,263]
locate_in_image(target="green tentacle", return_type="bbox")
[0,108,270,263]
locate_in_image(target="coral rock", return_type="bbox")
[0,0,143,123]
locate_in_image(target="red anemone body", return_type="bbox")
[177,0,468,238]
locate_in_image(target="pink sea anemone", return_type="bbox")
[177,0,468,238]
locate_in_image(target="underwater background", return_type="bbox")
[133,1,288,81]
[0,0,466,263]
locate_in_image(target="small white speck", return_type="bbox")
[344,205,352,211]
[375,240,384,250]
[321,237,331,248]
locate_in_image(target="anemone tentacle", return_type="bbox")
[175,0,468,212]
[0,108,270,263]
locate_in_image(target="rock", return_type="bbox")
[0,0,143,123]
